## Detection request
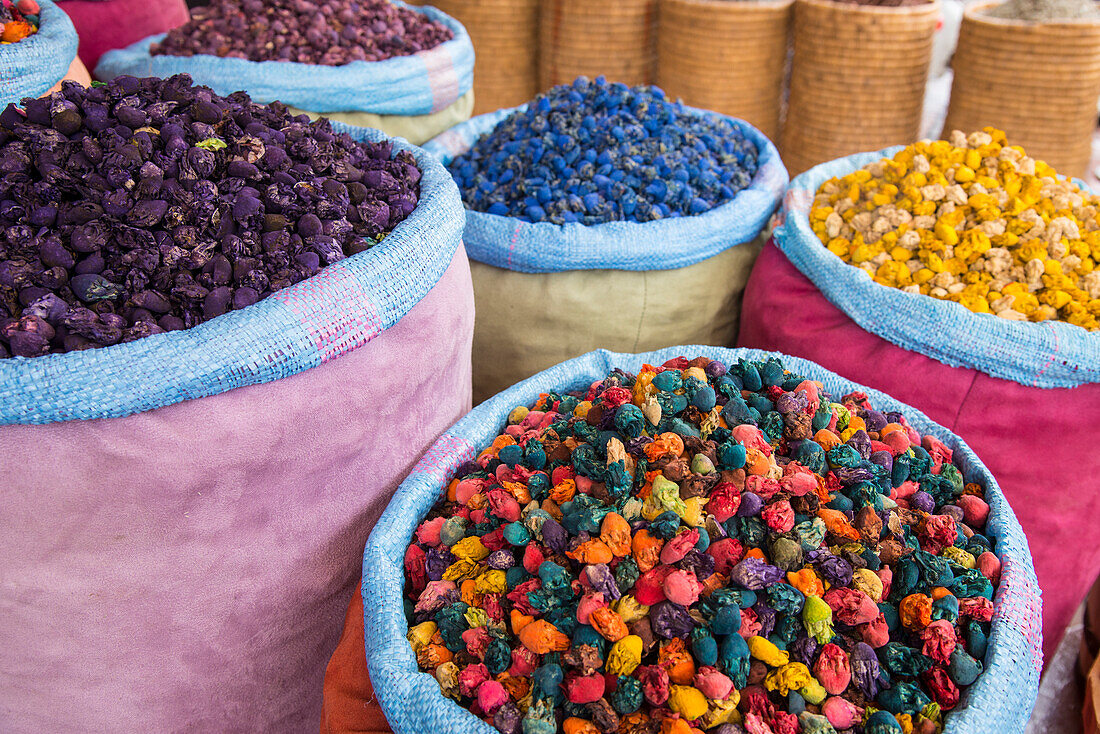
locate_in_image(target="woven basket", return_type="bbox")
[944,2,1100,178]
[539,0,658,89]
[425,0,540,114]
[781,0,939,175]
[656,0,793,141]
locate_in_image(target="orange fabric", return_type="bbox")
[1086,655,1100,734]
[320,581,393,734]
[1085,579,1100,734]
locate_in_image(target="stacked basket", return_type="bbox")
[539,0,658,88]
[420,0,540,114]
[944,2,1100,178]
[781,0,939,175]
[656,0,793,140]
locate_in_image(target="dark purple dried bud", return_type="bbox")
[729,557,785,590]
[202,286,232,320]
[2,314,55,357]
[39,237,75,269]
[128,200,169,227]
[232,286,260,310]
[306,235,344,265]
[650,600,694,639]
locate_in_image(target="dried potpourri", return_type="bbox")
[448,76,760,225]
[152,0,454,66]
[811,128,1100,331]
[404,355,1000,734]
[0,74,422,358]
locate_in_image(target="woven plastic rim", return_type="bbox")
[0,122,464,425]
[422,104,788,273]
[0,0,78,106]
[361,345,1042,734]
[92,2,473,116]
[774,147,1100,388]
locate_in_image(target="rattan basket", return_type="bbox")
[656,0,792,141]
[539,0,658,89]
[781,0,939,175]
[425,0,540,114]
[944,2,1100,178]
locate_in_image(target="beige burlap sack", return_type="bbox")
[469,239,763,403]
[290,91,476,147]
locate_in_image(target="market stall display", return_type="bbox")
[0,74,474,733]
[781,0,939,176]
[739,131,1100,664]
[425,77,786,404]
[539,0,658,89]
[94,0,475,145]
[656,0,792,142]
[355,346,1041,734]
[944,0,1100,179]
[0,0,80,106]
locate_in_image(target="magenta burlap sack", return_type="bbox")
[739,241,1100,665]
[57,0,190,72]
[0,125,474,732]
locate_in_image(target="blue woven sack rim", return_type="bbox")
[362,345,1043,734]
[93,1,473,116]
[0,122,464,425]
[0,0,78,106]
[774,147,1100,388]
[422,105,789,273]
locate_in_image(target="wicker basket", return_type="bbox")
[781,0,939,175]
[424,0,540,114]
[944,2,1100,178]
[656,0,792,141]
[539,0,658,89]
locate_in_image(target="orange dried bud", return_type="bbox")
[900,593,934,630]
[502,479,532,505]
[495,673,530,701]
[416,643,452,669]
[632,529,665,573]
[511,610,534,635]
[568,538,614,565]
[788,568,825,598]
[644,432,685,461]
[564,717,600,734]
[659,639,696,685]
[814,429,842,450]
[817,508,861,541]
[518,620,570,654]
[550,478,577,504]
[590,607,629,642]
[659,715,696,734]
[601,512,633,557]
[744,448,771,476]
[460,579,481,607]
[1,21,34,43]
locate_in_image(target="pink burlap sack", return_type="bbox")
[739,241,1100,664]
[58,0,189,72]
[0,246,473,733]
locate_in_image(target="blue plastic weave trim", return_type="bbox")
[0,122,464,425]
[362,345,1042,734]
[0,0,77,107]
[422,105,788,273]
[93,2,474,116]
[774,147,1100,388]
